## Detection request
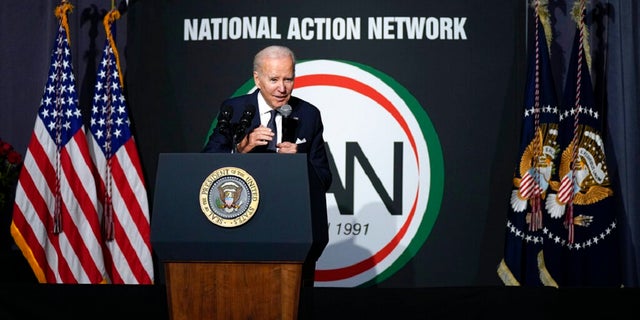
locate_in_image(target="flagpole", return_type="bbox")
[87,5,154,284]
[566,0,587,244]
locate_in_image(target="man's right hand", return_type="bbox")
[236,125,274,153]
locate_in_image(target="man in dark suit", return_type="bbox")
[202,45,331,191]
[202,45,331,319]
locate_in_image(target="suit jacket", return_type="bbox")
[202,90,332,263]
[202,89,332,192]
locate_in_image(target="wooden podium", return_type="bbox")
[164,262,302,320]
[152,153,320,320]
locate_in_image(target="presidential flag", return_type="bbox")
[498,0,559,286]
[10,2,106,284]
[542,0,620,287]
[86,9,154,284]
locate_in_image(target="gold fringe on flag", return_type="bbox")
[537,251,559,287]
[497,259,521,286]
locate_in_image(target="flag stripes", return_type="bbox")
[87,9,154,284]
[10,3,153,285]
[12,72,106,283]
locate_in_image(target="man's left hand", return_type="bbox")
[277,141,297,154]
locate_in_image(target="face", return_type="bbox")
[253,56,295,109]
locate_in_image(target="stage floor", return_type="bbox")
[1,283,639,319]
[2,250,638,319]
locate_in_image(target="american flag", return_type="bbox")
[86,10,154,284]
[11,4,107,284]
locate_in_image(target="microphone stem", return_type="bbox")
[232,130,240,153]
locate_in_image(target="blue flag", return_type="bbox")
[542,5,620,287]
[498,3,559,286]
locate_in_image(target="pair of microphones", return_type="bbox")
[216,104,296,150]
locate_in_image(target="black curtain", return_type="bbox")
[605,0,640,287]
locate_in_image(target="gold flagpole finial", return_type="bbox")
[103,9,124,88]
[532,0,553,52]
[572,0,592,72]
[54,0,74,45]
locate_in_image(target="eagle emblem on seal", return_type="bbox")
[216,181,242,212]
[200,166,260,227]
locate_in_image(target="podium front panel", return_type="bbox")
[151,153,313,262]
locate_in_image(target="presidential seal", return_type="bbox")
[199,167,259,228]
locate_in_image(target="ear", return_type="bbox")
[253,71,260,87]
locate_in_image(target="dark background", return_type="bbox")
[125,0,525,287]
[2,0,639,290]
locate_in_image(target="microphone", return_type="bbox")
[277,104,292,118]
[216,105,234,139]
[233,104,256,147]
[277,104,297,143]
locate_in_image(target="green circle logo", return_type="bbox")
[233,60,444,287]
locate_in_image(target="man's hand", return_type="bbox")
[236,125,274,153]
[276,141,297,154]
